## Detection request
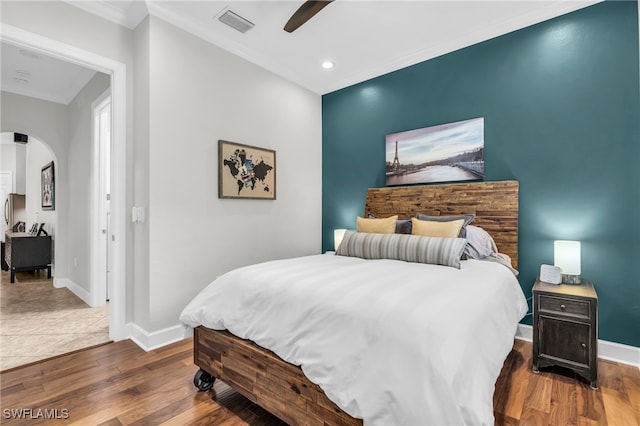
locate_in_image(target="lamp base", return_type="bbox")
[561,274,581,284]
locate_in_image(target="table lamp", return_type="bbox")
[554,240,581,284]
[334,229,347,251]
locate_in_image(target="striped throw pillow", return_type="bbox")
[335,230,467,269]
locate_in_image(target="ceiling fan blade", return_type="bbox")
[284,0,333,33]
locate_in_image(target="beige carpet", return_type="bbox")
[0,269,110,371]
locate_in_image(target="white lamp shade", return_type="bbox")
[334,229,347,251]
[554,240,581,275]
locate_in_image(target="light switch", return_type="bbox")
[136,207,145,223]
[131,206,146,223]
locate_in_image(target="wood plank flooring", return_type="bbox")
[1,338,638,425]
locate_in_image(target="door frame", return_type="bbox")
[1,24,128,340]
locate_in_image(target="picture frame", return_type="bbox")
[218,140,276,200]
[41,161,55,210]
[385,117,484,186]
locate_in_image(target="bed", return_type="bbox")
[180,180,526,425]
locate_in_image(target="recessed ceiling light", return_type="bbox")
[322,61,334,69]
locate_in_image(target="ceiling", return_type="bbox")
[1,42,97,105]
[1,0,601,104]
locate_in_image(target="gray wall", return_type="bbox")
[67,72,111,291]
[141,17,322,330]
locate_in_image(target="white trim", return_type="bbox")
[53,277,92,307]
[1,133,15,144]
[127,323,191,352]
[516,324,640,368]
[62,0,148,30]
[516,323,534,341]
[1,24,128,341]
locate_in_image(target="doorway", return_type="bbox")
[1,24,127,341]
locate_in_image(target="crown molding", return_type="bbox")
[63,0,148,30]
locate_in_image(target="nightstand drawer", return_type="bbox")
[538,294,590,318]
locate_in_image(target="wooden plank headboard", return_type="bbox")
[364,180,519,268]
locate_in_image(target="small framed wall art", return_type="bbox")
[41,161,55,210]
[218,140,276,200]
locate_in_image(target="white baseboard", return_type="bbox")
[515,323,534,341]
[127,323,191,351]
[51,279,188,350]
[122,323,640,368]
[53,278,92,306]
[516,324,640,368]
[121,321,640,367]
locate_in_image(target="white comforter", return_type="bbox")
[180,253,527,425]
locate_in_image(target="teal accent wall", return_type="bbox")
[322,1,640,347]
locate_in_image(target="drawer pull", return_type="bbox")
[560,304,566,310]
[581,343,587,349]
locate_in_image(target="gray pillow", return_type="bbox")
[336,230,467,269]
[463,225,518,275]
[368,214,412,234]
[415,213,475,238]
[463,225,495,259]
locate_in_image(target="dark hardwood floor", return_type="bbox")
[1,338,638,425]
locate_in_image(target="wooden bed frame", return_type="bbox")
[192,180,519,425]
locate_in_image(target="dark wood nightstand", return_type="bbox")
[532,278,598,389]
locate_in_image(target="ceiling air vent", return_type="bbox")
[218,9,254,34]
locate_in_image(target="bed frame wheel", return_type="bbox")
[193,368,215,391]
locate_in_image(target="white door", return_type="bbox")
[92,90,111,305]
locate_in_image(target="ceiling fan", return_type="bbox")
[284,0,334,33]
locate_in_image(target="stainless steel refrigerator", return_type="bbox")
[4,193,25,232]
[2,193,25,270]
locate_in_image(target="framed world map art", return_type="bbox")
[218,140,276,200]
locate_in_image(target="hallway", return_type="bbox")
[0,269,109,371]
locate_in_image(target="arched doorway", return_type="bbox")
[0,132,112,370]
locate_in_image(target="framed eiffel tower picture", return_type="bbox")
[385,117,484,186]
